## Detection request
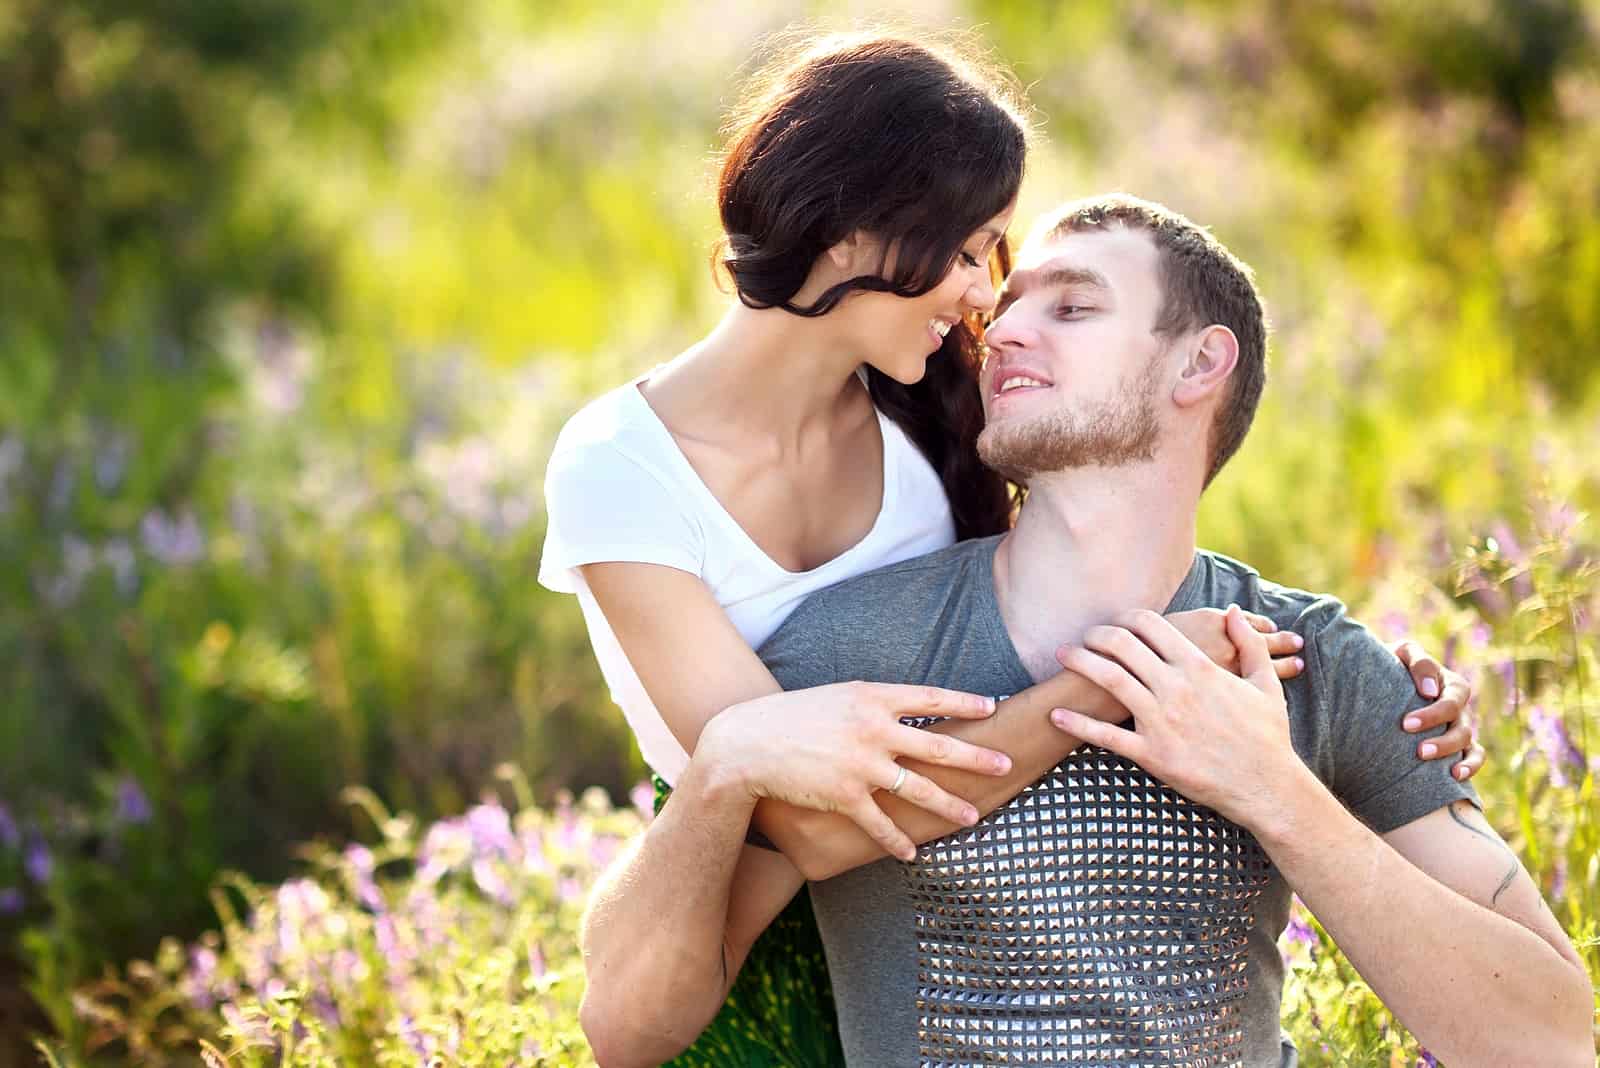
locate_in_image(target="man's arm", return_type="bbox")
[1261,790,1593,1067]
[579,726,803,1068]
[1052,607,1594,1068]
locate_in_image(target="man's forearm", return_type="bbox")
[758,668,1115,879]
[1257,771,1594,1067]
[580,749,759,1067]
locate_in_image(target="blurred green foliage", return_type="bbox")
[2,0,1598,1061]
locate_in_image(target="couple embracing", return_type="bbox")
[540,30,1592,1068]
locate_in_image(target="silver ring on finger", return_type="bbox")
[887,765,908,796]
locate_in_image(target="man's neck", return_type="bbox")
[993,458,1202,681]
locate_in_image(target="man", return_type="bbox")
[579,195,1594,1066]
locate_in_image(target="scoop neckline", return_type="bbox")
[623,372,900,579]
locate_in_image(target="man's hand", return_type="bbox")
[1049,605,1306,829]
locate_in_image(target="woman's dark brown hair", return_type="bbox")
[715,31,1026,539]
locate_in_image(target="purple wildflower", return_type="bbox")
[183,946,220,1010]
[471,857,514,906]
[1418,1052,1438,1067]
[0,804,19,849]
[630,781,655,821]
[344,845,384,912]
[466,802,517,861]
[1527,705,1584,789]
[140,508,206,567]
[24,837,51,884]
[0,887,23,915]
[115,777,153,825]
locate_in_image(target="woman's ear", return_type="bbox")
[1172,324,1240,409]
[824,230,867,273]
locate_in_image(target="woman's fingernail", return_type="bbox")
[1420,743,1437,758]
[1051,709,1070,726]
[1455,766,1467,780]
[1291,634,1304,649]
[1421,678,1440,698]
[1294,657,1305,672]
[1404,716,1422,731]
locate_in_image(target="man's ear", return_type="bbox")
[1172,325,1240,409]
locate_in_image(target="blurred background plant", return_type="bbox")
[1,0,1597,1063]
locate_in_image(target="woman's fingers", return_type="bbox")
[868,683,996,720]
[1243,610,1279,634]
[1391,639,1443,700]
[1264,629,1305,657]
[848,796,917,862]
[1272,654,1307,680]
[1453,743,1486,782]
[893,725,1011,776]
[1416,717,1474,762]
[879,765,980,828]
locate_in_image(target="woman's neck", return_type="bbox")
[643,302,870,457]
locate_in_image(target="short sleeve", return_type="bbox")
[537,439,705,594]
[1299,598,1478,832]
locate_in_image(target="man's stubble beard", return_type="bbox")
[976,350,1164,484]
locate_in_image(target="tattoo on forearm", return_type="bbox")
[1447,801,1518,905]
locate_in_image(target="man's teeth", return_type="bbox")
[930,319,952,338]
[998,375,1047,393]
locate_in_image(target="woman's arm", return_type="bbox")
[581,565,1306,879]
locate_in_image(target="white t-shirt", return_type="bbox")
[538,374,957,784]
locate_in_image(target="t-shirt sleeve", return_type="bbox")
[537,439,704,594]
[1299,597,1478,833]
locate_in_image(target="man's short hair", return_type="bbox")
[1033,194,1268,485]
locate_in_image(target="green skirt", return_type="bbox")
[652,775,845,1068]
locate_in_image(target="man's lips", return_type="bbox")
[988,365,1055,399]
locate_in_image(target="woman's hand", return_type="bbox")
[702,683,1013,862]
[1120,607,1306,681]
[1389,639,1483,781]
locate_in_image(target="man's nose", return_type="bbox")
[982,305,1028,351]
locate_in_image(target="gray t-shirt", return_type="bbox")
[758,535,1476,1068]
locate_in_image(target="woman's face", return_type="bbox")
[841,200,1017,385]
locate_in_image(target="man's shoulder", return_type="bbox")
[1193,550,1355,638]
[788,536,998,625]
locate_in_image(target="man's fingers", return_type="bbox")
[1417,719,1473,762]
[1120,608,1209,666]
[1061,647,1159,720]
[1082,624,1168,690]
[1226,604,1275,685]
[894,726,1012,776]
[1453,743,1486,781]
[1050,708,1150,764]
[851,797,917,862]
[883,766,980,828]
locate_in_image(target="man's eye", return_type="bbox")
[1056,305,1089,318]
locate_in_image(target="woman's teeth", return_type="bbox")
[930,319,952,338]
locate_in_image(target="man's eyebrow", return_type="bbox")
[995,265,1111,308]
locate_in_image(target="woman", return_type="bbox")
[540,31,1480,1067]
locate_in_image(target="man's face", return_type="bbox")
[976,226,1172,483]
